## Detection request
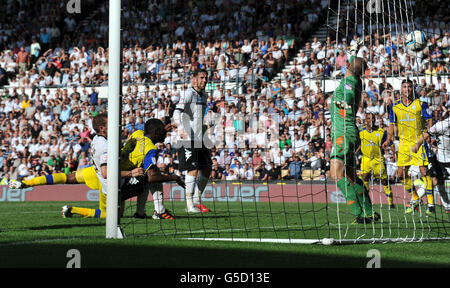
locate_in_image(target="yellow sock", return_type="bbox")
[71,207,106,218]
[422,176,433,191]
[403,177,412,191]
[383,185,394,205]
[422,176,434,205]
[24,173,67,186]
[403,177,419,201]
[426,191,434,205]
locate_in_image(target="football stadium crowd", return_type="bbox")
[0,0,449,184]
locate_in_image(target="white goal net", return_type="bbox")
[112,0,450,244]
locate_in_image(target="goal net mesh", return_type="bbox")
[117,0,450,244]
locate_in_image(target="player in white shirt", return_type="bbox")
[412,116,450,212]
[90,132,108,197]
[173,69,212,213]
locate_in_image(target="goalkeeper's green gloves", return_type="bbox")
[333,100,351,110]
[349,37,363,56]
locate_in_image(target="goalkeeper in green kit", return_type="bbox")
[329,38,380,224]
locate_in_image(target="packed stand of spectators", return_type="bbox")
[2,73,448,184]
[0,0,329,183]
[0,0,327,89]
[283,30,449,82]
[282,0,449,81]
[0,0,449,185]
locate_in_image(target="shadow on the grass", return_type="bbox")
[0,241,448,269]
[1,223,105,232]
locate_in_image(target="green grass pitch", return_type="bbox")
[0,201,449,268]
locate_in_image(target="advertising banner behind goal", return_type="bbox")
[1,183,445,206]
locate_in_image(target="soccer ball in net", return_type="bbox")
[405,30,428,52]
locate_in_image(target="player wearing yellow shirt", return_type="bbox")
[384,79,434,214]
[358,113,394,208]
[120,119,185,219]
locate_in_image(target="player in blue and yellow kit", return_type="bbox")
[358,113,394,208]
[384,79,434,214]
[120,118,185,219]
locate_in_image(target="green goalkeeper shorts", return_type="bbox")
[330,132,360,165]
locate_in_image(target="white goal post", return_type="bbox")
[106,0,122,239]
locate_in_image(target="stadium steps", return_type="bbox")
[307,3,348,44]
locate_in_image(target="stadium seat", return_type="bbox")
[301,169,321,180]
[301,170,313,180]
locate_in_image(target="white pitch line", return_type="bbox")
[181,237,322,244]
[180,237,450,244]
[140,223,320,237]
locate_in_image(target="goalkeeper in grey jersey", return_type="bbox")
[173,69,212,213]
[412,115,450,213]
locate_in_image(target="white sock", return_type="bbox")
[193,186,200,205]
[152,191,165,214]
[136,190,149,215]
[193,173,209,205]
[417,186,426,198]
[185,174,197,208]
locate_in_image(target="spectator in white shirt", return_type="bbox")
[17,158,31,178]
